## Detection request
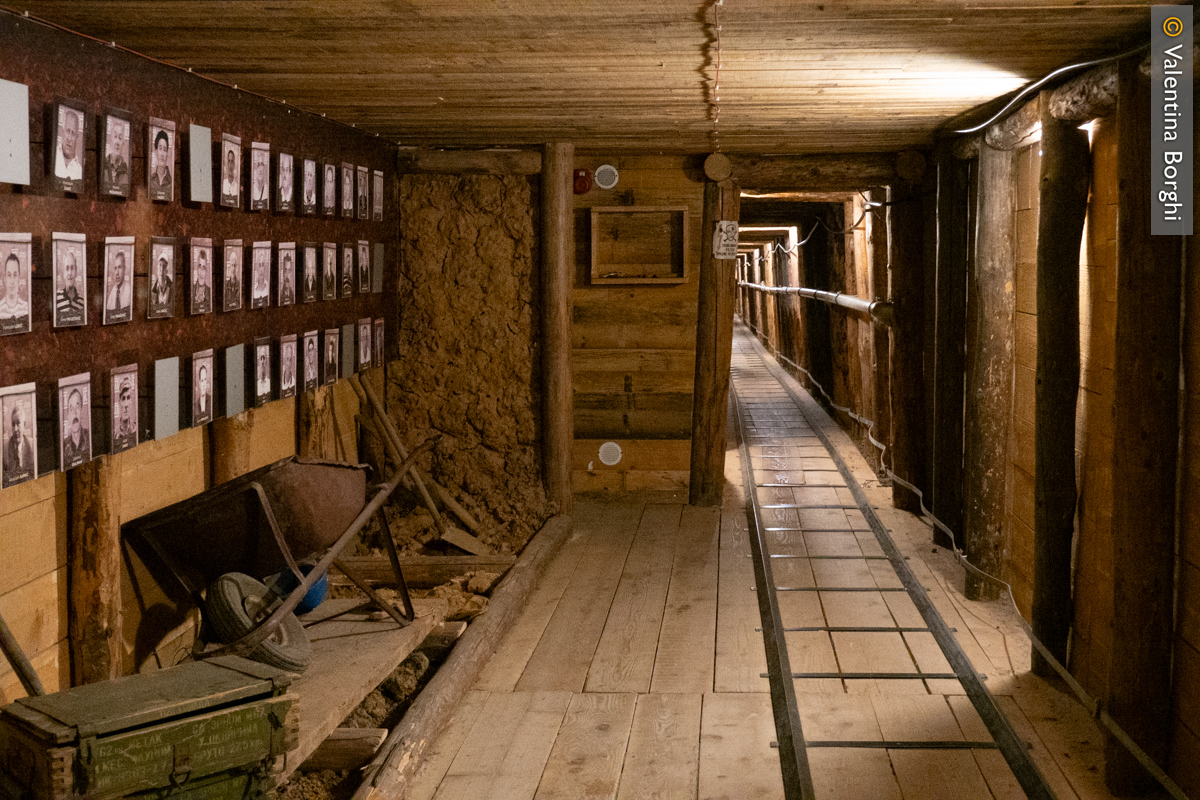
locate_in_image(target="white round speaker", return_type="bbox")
[598,441,623,466]
[594,164,619,190]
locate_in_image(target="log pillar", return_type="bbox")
[68,456,123,685]
[866,187,892,474]
[690,178,741,506]
[1104,56,1182,793]
[1030,98,1090,676]
[541,143,574,515]
[962,141,1015,600]
[888,178,927,512]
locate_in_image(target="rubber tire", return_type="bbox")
[205,572,312,673]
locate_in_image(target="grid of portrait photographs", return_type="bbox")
[251,241,271,310]
[148,238,175,319]
[357,240,370,293]
[322,162,337,216]
[1,383,37,489]
[0,234,32,337]
[340,162,354,219]
[190,238,214,315]
[372,169,384,222]
[147,117,175,202]
[278,243,296,307]
[102,236,135,325]
[250,141,270,211]
[301,158,318,215]
[192,349,214,426]
[322,242,338,301]
[277,152,294,213]
[253,337,272,407]
[53,232,87,328]
[279,334,298,400]
[220,133,242,208]
[110,364,138,455]
[101,110,132,198]
[358,317,372,370]
[222,239,243,312]
[322,328,339,386]
[52,100,86,194]
[303,330,320,393]
[374,318,384,366]
[302,244,319,304]
[340,243,354,298]
[58,372,92,471]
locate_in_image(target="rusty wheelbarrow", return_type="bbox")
[121,441,435,673]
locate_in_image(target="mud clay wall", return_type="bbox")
[392,174,550,553]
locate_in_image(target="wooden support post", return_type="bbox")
[866,188,891,473]
[541,143,574,515]
[1030,98,1090,677]
[888,178,927,512]
[690,178,741,506]
[68,456,123,685]
[962,141,1015,601]
[1104,57,1182,793]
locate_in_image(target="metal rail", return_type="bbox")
[737,280,895,327]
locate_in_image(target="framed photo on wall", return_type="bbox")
[301,158,317,215]
[0,233,32,336]
[372,169,384,221]
[322,328,339,385]
[51,99,86,194]
[277,151,294,213]
[357,317,372,370]
[148,237,175,319]
[356,165,369,220]
[301,243,318,303]
[302,330,319,393]
[1,383,37,488]
[190,237,214,315]
[100,108,132,198]
[192,349,214,426]
[251,241,271,309]
[322,161,337,216]
[357,240,370,293]
[374,318,384,366]
[111,364,139,454]
[340,162,354,218]
[102,236,135,325]
[340,243,354,298]
[147,117,175,202]
[321,242,337,301]
[222,239,243,312]
[57,372,92,471]
[219,133,241,208]
[277,242,296,307]
[253,337,272,407]
[52,232,87,328]
[279,334,297,400]
[249,141,270,211]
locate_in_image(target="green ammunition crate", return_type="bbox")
[0,656,298,800]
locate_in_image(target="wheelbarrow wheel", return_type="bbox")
[205,572,312,673]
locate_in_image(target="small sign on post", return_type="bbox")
[713,220,739,259]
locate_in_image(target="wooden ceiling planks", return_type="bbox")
[14,0,1151,153]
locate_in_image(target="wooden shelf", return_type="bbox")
[590,206,689,285]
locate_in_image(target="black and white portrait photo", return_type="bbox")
[303,330,319,392]
[357,240,370,293]
[322,243,337,301]
[322,328,339,385]
[103,236,135,325]
[1,384,37,488]
[373,169,384,221]
[0,234,32,336]
[53,232,87,328]
[278,242,296,307]
[341,244,354,298]
[302,244,318,304]
[374,318,384,366]
[251,241,271,309]
[52,101,85,194]
[190,238,214,316]
[111,364,138,454]
[192,349,214,426]
[58,373,92,471]
[323,162,337,215]
[222,240,243,312]
[148,238,175,319]
[254,338,272,407]
[250,141,270,211]
[101,111,131,197]
[301,158,317,214]
[356,165,369,220]
[280,334,298,399]
[220,134,241,208]
[341,162,354,218]
[277,151,294,212]
[358,317,372,370]
[147,117,175,202]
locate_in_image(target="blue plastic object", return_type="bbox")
[271,565,327,614]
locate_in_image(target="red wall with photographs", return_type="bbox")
[0,12,398,467]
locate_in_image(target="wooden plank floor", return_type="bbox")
[408,330,1137,800]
